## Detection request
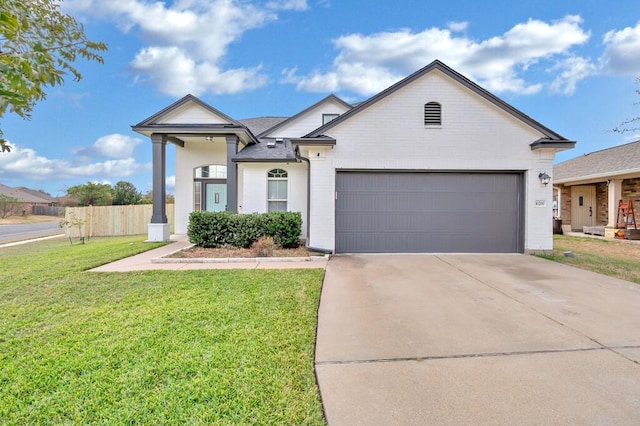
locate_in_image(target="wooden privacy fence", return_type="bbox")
[64,204,175,238]
[32,205,65,217]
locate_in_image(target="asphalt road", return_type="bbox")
[0,221,63,243]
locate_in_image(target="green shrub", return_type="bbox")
[263,211,303,248]
[188,211,302,248]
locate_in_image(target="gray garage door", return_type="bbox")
[335,172,523,253]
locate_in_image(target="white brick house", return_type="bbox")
[133,60,574,253]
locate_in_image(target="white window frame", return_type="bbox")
[322,113,339,125]
[267,168,288,212]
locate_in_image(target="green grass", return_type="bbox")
[0,237,326,424]
[537,235,640,284]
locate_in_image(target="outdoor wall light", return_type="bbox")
[205,136,214,142]
[538,172,551,186]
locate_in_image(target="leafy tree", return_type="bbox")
[112,181,142,205]
[613,77,640,135]
[66,182,112,206]
[0,0,107,152]
[141,190,175,204]
[0,194,20,218]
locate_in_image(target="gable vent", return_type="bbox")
[424,102,442,126]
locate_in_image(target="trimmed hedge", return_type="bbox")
[187,211,302,248]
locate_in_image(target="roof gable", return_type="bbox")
[134,94,241,127]
[131,94,259,145]
[259,94,352,138]
[305,60,570,144]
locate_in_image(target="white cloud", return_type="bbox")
[74,134,144,159]
[549,56,596,95]
[601,21,640,75]
[266,0,308,10]
[130,47,267,97]
[447,21,468,32]
[0,144,150,181]
[285,15,592,96]
[64,0,307,96]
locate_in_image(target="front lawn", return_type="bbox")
[538,235,640,284]
[0,237,326,424]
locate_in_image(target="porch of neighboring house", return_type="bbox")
[554,177,640,239]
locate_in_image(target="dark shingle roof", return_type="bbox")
[233,138,297,162]
[553,140,640,183]
[238,117,288,136]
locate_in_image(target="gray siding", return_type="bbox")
[335,172,523,253]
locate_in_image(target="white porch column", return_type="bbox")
[606,179,623,230]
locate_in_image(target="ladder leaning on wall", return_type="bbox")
[616,199,637,229]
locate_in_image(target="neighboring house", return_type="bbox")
[553,140,640,236]
[133,60,574,253]
[0,184,55,214]
[16,187,56,205]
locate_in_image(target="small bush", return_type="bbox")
[188,211,302,248]
[0,194,20,218]
[251,235,276,257]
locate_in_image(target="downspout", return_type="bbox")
[294,143,333,255]
[294,146,311,246]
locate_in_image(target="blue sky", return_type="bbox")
[2,0,640,197]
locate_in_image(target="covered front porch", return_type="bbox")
[132,95,257,241]
[555,177,640,238]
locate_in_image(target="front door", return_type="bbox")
[571,185,596,231]
[205,183,227,212]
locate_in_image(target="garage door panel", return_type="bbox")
[335,172,523,253]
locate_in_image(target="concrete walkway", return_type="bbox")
[316,254,640,425]
[90,235,328,271]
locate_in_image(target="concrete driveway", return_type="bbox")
[315,254,640,425]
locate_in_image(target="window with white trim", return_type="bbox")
[267,168,288,212]
[424,102,442,126]
[322,113,339,125]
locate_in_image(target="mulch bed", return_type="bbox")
[168,245,311,258]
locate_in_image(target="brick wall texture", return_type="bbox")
[595,182,608,225]
[559,184,572,225]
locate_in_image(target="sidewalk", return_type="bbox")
[0,233,64,249]
[90,235,329,271]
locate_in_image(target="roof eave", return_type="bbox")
[530,139,576,151]
[131,124,259,145]
[232,157,298,163]
[290,137,336,146]
[553,167,640,185]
